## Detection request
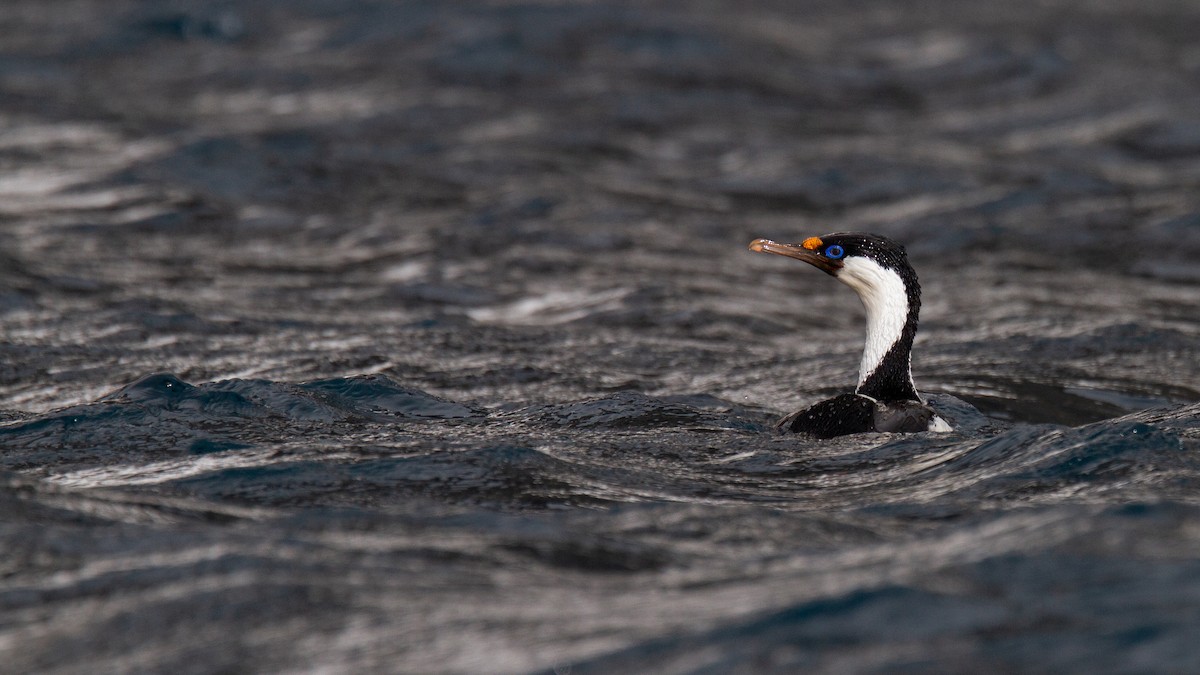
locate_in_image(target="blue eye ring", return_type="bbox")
[825,244,845,259]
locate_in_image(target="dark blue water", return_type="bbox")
[3,1,1200,672]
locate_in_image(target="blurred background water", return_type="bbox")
[1,0,1200,672]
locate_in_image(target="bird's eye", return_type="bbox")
[825,245,845,259]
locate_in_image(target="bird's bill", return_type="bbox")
[748,238,839,274]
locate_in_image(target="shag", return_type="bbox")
[749,233,952,438]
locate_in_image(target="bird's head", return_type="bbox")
[748,233,911,280]
[748,232,918,308]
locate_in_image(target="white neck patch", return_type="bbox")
[836,256,912,389]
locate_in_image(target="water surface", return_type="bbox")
[2,1,1200,672]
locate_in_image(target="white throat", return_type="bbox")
[836,256,912,389]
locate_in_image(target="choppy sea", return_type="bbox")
[2,1,1200,672]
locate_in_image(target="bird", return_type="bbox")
[748,232,952,438]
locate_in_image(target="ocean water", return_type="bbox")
[2,1,1200,672]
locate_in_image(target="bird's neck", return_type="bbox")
[837,257,921,402]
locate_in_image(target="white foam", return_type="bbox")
[928,415,954,433]
[42,448,311,489]
[466,288,630,326]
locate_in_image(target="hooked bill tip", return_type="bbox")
[748,238,773,252]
